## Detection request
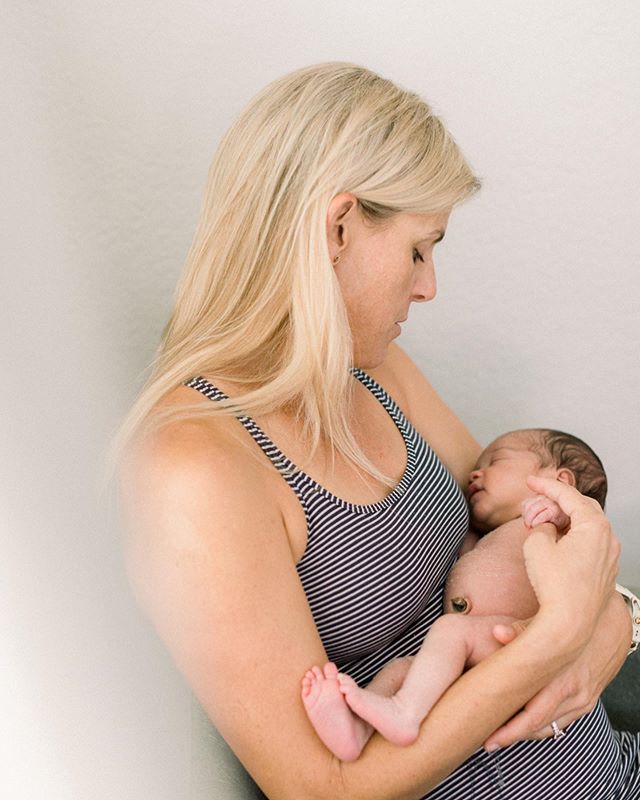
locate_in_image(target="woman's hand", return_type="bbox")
[484,591,630,749]
[520,475,620,645]
[481,475,628,750]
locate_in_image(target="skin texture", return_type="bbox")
[119,200,629,800]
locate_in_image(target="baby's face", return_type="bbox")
[467,433,557,533]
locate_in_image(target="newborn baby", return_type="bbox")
[301,428,608,761]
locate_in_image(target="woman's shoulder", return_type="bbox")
[126,382,244,465]
[119,382,280,523]
[118,382,297,607]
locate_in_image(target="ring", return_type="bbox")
[551,720,566,741]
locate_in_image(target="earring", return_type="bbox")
[333,254,340,264]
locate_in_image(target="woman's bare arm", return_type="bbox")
[120,420,341,798]
[118,412,617,800]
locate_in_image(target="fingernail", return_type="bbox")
[485,743,500,753]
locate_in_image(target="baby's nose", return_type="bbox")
[469,469,481,483]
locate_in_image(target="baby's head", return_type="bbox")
[467,428,607,533]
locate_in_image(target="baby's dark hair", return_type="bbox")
[521,428,608,509]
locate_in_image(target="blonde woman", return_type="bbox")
[113,63,640,799]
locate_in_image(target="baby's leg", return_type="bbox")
[365,655,414,696]
[339,614,515,746]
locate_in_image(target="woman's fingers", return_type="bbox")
[530,714,578,741]
[483,669,592,750]
[483,686,562,750]
[485,707,581,750]
[526,475,604,526]
[483,484,624,753]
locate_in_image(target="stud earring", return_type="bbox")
[333,254,340,264]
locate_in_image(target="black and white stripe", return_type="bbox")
[185,369,640,799]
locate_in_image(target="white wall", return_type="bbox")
[3,1,638,797]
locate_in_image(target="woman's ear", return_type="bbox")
[326,192,357,260]
[556,468,576,487]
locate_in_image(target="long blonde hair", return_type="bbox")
[107,61,481,487]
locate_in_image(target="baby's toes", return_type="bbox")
[323,662,339,680]
[337,672,358,694]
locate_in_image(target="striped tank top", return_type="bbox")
[184,368,640,800]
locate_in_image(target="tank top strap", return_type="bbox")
[183,376,300,480]
[349,367,416,451]
[183,369,417,509]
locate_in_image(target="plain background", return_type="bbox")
[2,2,638,797]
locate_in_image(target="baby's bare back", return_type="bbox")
[444,518,540,619]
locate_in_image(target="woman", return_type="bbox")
[113,62,639,799]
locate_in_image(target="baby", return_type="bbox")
[301,428,608,761]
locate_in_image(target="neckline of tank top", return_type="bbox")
[183,368,418,515]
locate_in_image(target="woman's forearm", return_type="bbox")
[325,612,577,800]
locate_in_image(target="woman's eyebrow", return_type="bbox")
[418,229,446,244]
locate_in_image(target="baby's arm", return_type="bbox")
[522,494,571,533]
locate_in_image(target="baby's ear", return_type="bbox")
[556,468,576,487]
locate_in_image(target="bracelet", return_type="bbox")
[615,583,640,656]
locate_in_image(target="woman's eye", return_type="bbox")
[413,249,424,264]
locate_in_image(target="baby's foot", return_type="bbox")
[338,673,421,747]
[301,662,372,761]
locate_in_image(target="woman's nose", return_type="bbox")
[412,261,437,302]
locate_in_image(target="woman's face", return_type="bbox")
[327,194,450,368]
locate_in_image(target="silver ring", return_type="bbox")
[551,720,566,740]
